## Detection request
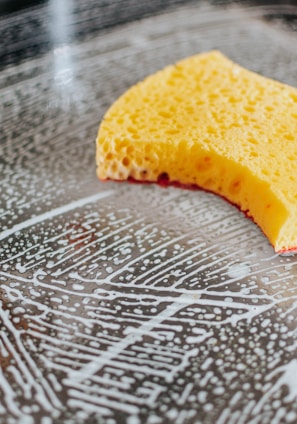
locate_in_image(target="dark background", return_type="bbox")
[1,0,297,69]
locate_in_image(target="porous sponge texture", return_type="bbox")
[96,51,297,253]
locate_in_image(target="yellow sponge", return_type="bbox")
[96,51,297,253]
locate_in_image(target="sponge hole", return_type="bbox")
[207,126,217,135]
[122,157,130,167]
[244,105,255,113]
[127,126,138,135]
[111,163,118,173]
[127,146,134,155]
[165,128,179,135]
[196,156,212,172]
[247,137,258,145]
[159,110,172,119]
[289,93,297,103]
[284,134,294,141]
[144,144,152,154]
[229,179,241,195]
[228,96,239,104]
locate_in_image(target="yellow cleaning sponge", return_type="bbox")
[96,51,297,253]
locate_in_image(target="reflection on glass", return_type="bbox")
[50,0,74,88]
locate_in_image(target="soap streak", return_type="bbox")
[0,191,114,242]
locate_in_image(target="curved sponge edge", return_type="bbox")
[96,50,297,253]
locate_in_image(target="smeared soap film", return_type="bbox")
[1,2,297,423]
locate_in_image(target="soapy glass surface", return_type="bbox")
[1,1,297,423]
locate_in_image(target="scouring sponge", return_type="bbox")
[96,51,297,253]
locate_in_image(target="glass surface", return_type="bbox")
[1,1,297,423]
